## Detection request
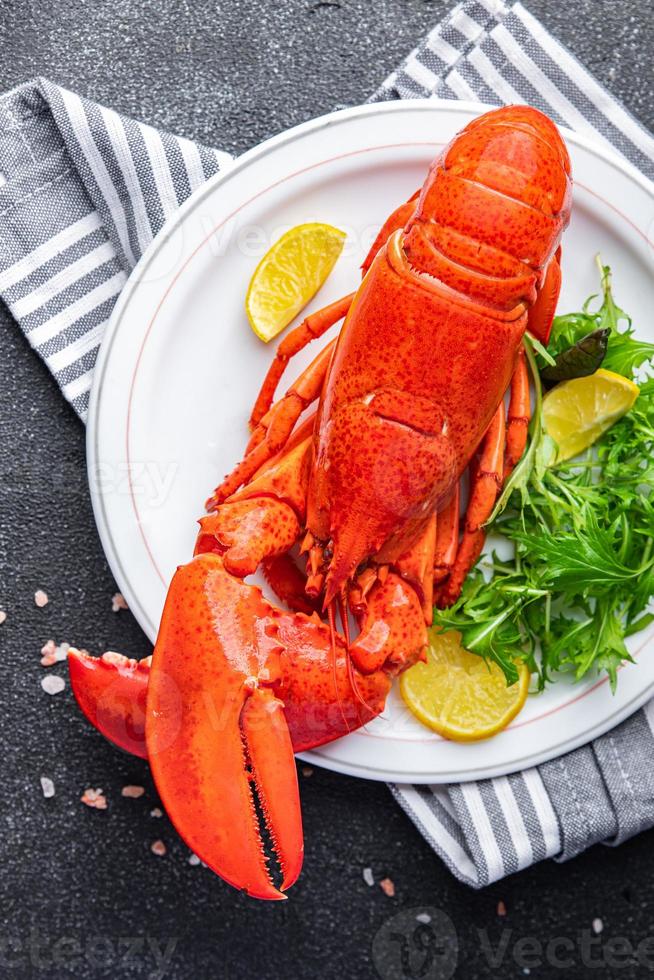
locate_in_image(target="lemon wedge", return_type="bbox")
[245,222,346,342]
[400,629,529,741]
[542,368,639,463]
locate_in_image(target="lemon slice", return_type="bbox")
[245,222,346,342]
[543,368,639,463]
[400,629,529,741]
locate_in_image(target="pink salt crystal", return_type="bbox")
[40,639,57,667]
[151,840,167,856]
[0,611,6,625]
[81,788,107,810]
[379,878,395,897]
[34,590,49,608]
[121,785,145,799]
[112,593,128,612]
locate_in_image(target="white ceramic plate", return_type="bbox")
[88,101,654,784]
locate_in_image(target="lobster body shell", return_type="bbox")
[311,106,571,597]
[309,235,528,595]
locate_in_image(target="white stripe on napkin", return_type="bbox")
[0,213,103,293]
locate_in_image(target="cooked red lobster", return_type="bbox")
[68,106,571,899]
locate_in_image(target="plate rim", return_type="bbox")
[87,98,654,784]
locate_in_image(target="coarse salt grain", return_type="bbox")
[302,766,314,777]
[81,788,107,810]
[497,900,507,917]
[151,840,167,856]
[112,592,128,612]
[0,611,6,625]
[54,642,69,662]
[592,918,603,934]
[188,853,201,866]
[40,639,57,667]
[363,867,374,887]
[150,808,163,818]
[379,878,395,897]
[416,913,431,924]
[41,675,65,695]
[121,785,145,799]
[40,777,55,798]
[34,590,49,608]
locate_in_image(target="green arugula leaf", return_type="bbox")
[545,311,598,363]
[603,332,654,378]
[526,331,556,366]
[512,508,652,596]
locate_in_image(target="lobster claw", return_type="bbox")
[147,553,303,900]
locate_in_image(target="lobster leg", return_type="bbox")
[504,345,531,477]
[245,339,336,458]
[250,293,354,427]
[436,401,505,608]
[360,191,420,274]
[262,554,320,615]
[208,341,333,508]
[349,571,428,676]
[526,246,562,345]
[393,513,437,622]
[433,484,460,587]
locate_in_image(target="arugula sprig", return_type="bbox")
[539,256,654,378]
[434,260,654,692]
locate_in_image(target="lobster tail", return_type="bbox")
[404,105,571,314]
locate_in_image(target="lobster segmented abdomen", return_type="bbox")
[404,105,571,312]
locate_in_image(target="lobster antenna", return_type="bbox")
[327,601,349,732]
[337,591,370,722]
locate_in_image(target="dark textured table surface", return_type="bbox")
[1,2,654,978]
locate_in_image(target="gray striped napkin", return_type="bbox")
[0,77,231,420]
[2,0,654,889]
